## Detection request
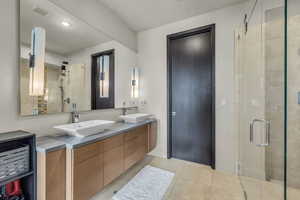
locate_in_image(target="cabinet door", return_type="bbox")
[148,122,158,153]
[73,154,103,200]
[124,144,146,170]
[37,149,66,200]
[103,145,124,186]
[124,130,147,170]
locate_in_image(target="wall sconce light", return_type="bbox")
[98,55,110,98]
[29,27,46,96]
[131,67,139,98]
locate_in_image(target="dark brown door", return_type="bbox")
[91,50,115,110]
[168,25,215,167]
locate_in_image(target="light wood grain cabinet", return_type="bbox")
[102,134,124,185]
[73,141,103,164]
[148,121,158,153]
[73,154,103,200]
[67,141,104,200]
[124,125,147,170]
[37,149,66,200]
[103,145,124,185]
[65,123,157,200]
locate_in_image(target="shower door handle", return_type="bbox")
[171,112,176,117]
[250,119,270,147]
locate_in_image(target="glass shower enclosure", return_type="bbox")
[235,0,300,199]
[286,0,300,199]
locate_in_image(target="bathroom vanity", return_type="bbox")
[19,1,157,199]
[36,120,157,200]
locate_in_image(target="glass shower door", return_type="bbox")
[235,0,285,199]
[286,0,300,199]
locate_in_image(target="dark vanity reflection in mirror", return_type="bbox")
[19,0,138,116]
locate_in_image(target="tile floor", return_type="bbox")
[240,176,300,200]
[91,156,300,200]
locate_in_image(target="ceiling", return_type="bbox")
[98,0,247,31]
[20,0,247,55]
[20,0,111,56]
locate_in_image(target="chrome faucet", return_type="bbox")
[71,103,80,123]
[121,106,138,115]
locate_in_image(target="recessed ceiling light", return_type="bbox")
[61,21,71,27]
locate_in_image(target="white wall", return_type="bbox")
[138,2,247,174]
[67,40,138,109]
[0,0,124,136]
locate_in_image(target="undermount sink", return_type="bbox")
[53,120,115,138]
[120,113,153,123]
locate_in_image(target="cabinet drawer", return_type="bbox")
[124,145,146,170]
[124,125,148,142]
[124,133,146,157]
[74,141,103,164]
[103,146,124,186]
[103,134,124,152]
[74,154,103,200]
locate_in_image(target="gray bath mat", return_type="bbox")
[112,165,175,200]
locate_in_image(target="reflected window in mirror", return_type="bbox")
[91,49,115,110]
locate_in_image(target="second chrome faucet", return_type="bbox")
[71,103,80,123]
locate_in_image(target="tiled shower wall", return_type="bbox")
[265,7,300,189]
[20,60,87,115]
[20,59,62,115]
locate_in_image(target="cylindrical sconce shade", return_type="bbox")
[29,27,46,96]
[131,67,139,98]
[98,55,110,98]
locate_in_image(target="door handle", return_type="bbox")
[172,112,176,117]
[250,119,270,147]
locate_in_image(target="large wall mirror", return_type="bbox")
[19,0,139,116]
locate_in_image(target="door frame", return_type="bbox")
[166,24,216,169]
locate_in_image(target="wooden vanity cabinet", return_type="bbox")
[66,122,157,200]
[37,149,66,200]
